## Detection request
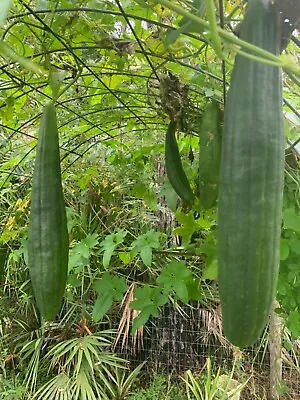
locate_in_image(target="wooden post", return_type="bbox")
[269,300,283,400]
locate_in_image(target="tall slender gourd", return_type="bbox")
[0,245,8,283]
[28,102,69,321]
[218,0,284,347]
[198,101,222,210]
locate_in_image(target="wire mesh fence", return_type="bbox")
[113,300,300,399]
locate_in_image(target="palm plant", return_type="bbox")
[19,336,46,394]
[100,362,146,399]
[182,358,248,400]
[31,330,129,400]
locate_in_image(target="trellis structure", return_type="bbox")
[1,0,299,178]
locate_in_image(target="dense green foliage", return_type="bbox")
[0,0,298,398]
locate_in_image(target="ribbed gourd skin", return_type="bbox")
[165,120,195,205]
[198,101,222,210]
[28,102,69,321]
[218,1,284,348]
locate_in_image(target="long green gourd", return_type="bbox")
[218,0,284,348]
[165,120,195,205]
[28,102,69,321]
[0,245,8,283]
[198,101,222,210]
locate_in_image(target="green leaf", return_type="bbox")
[202,259,218,280]
[283,207,300,231]
[280,239,290,261]
[76,241,91,259]
[132,306,155,334]
[174,210,198,247]
[131,285,168,333]
[160,181,178,212]
[92,273,128,321]
[140,245,152,266]
[100,230,127,268]
[69,234,99,271]
[174,281,189,303]
[144,230,161,247]
[83,233,99,249]
[92,293,113,322]
[288,238,300,255]
[199,234,217,265]
[131,286,168,311]
[277,281,287,296]
[165,29,182,46]
[118,252,132,264]
[68,273,81,288]
[93,273,128,301]
[111,275,128,301]
[102,243,115,269]
[287,309,300,338]
[68,242,90,273]
[131,230,161,266]
[287,264,299,282]
[185,278,202,301]
[115,230,128,243]
[156,261,192,303]
[136,303,156,321]
[131,183,157,209]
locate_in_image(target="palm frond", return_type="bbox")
[32,373,72,400]
[114,283,144,354]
